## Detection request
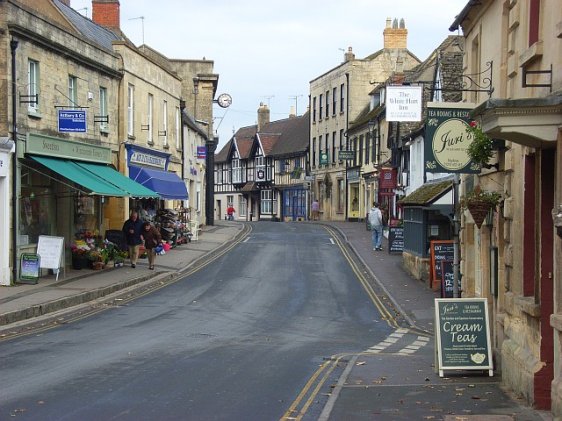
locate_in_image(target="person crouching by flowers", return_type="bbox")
[141,221,162,270]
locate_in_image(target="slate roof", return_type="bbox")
[398,179,453,206]
[214,139,233,164]
[53,0,121,51]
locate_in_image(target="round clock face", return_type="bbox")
[217,93,232,108]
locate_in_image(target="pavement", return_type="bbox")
[0,220,552,420]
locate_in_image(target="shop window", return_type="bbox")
[19,167,53,245]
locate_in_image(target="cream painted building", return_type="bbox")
[451,0,562,416]
[309,18,420,221]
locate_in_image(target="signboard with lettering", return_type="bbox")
[338,150,355,160]
[125,144,169,170]
[19,253,41,284]
[58,109,87,133]
[197,146,206,160]
[37,235,64,281]
[388,226,404,253]
[435,298,493,377]
[26,133,111,164]
[319,152,329,166]
[430,240,456,297]
[425,103,480,174]
[386,86,422,122]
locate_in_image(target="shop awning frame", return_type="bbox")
[129,165,189,200]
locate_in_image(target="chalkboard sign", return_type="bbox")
[19,253,41,284]
[430,240,455,296]
[37,235,64,281]
[435,298,493,377]
[388,227,404,253]
[105,229,127,251]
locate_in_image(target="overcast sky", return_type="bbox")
[69,0,468,148]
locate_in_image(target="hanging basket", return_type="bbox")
[466,200,493,228]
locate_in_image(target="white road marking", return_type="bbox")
[329,238,335,245]
[364,329,430,355]
[243,237,251,243]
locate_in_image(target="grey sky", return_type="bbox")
[69,0,468,148]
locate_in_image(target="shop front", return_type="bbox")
[19,133,158,273]
[347,167,361,221]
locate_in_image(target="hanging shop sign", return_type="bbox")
[58,109,87,133]
[197,146,206,160]
[26,133,111,164]
[435,298,493,377]
[319,152,329,166]
[386,86,422,122]
[379,168,397,189]
[338,150,355,160]
[346,168,360,181]
[425,103,479,174]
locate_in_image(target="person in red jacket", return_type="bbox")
[227,204,235,221]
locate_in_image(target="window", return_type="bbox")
[339,129,344,162]
[312,137,316,167]
[319,94,323,119]
[28,60,39,113]
[312,97,317,122]
[196,182,202,212]
[325,90,330,118]
[337,179,345,213]
[319,135,323,162]
[99,87,108,131]
[68,75,78,108]
[232,159,242,183]
[147,93,153,143]
[371,129,377,162]
[255,156,266,181]
[365,132,370,163]
[359,135,364,165]
[162,100,168,146]
[260,189,277,215]
[332,87,337,116]
[238,196,247,217]
[340,83,345,113]
[529,0,540,46]
[175,107,181,149]
[325,133,329,163]
[127,84,134,136]
[332,131,337,163]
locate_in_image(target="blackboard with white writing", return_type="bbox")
[430,240,455,297]
[388,227,404,253]
[435,298,493,376]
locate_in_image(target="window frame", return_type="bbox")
[28,59,39,113]
[99,86,108,131]
[127,84,134,137]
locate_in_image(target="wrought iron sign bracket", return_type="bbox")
[20,93,38,105]
[94,115,109,124]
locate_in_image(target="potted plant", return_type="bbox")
[461,186,502,228]
[466,121,494,167]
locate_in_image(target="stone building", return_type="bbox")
[308,18,420,222]
[450,0,562,416]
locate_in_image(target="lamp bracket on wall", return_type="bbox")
[141,124,150,131]
[522,64,552,92]
[158,130,167,137]
[20,93,38,105]
[94,115,109,124]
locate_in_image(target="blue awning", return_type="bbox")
[129,166,188,200]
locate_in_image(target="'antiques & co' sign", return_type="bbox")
[425,103,479,174]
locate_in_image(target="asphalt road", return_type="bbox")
[0,223,393,420]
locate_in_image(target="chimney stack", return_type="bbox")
[344,46,355,62]
[92,0,120,31]
[383,17,408,49]
[289,105,296,118]
[257,103,270,132]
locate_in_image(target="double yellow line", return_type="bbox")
[281,226,401,420]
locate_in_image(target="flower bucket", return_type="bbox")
[467,200,492,228]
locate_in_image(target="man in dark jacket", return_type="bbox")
[122,210,143,268]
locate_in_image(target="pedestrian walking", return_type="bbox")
[311,199,320,220]
[368,202,383,251]
[122,210,144,268]
[141,221,163,270]
[227,204,235,221]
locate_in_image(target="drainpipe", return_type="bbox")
[11,38,18,284]
[345,72,350,220]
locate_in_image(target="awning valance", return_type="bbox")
[30,155,159,198]
[129,166,188,200]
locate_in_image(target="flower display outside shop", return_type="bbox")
[466,120,494,166]
[461,185,502,228]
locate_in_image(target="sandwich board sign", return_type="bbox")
[435,298,493,377]
[36,235,65,281]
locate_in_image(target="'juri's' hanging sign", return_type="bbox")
[425,103,479,174]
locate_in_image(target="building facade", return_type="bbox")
[451,0,562,416]
[308,18,420,221]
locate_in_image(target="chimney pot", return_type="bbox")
[383,17,408,49]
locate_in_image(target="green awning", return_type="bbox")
[30,156,157,198]
[75,161,158,198]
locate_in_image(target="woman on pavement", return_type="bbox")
[141,221,163,270]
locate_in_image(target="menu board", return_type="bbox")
[435,298,493,377]
[388,227,404,253]
[19,253,41,284]
[37,235,64,281]
[430,240,455,297]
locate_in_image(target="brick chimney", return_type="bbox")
[383,17,408,49]
[289,105,296,118]
[257,103,270,132]
[92,0,120,31]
